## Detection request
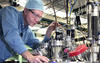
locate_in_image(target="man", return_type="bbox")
[0,0,59,63]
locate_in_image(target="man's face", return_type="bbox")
[25,9,43,27]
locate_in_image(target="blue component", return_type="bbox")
[50,61,57,63]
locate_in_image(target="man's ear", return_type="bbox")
[23,8,28,15]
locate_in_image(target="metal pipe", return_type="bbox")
[64,0,69,25]
[87,0,92,40]
[50,0,57,23]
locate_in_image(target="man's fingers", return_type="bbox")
[43,56,49,61]
[39,56,49,63]
[37,58,42,63]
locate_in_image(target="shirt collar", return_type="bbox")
[19,12,28,31]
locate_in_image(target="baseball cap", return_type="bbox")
[25,0,44,11]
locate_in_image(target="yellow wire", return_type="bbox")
[68,2,71,14]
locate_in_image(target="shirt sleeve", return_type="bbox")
[42,35,50,43]
[25,28,40,49]
[1,6,27,54]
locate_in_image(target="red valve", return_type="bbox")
[69,44,88,57]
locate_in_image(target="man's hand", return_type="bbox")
[46,22,61,38]
[21,50,49,63]
[28,55,49,63]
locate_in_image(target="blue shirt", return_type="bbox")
[0,6,50,62]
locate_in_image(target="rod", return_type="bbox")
[50,0,57,23]
[87,0,92,40]
[64,0,69,25]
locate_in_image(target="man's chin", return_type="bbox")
[29,24,34,27]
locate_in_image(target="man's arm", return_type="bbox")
[43,22,61,41]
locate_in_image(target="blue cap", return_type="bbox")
[25,0,44,11]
